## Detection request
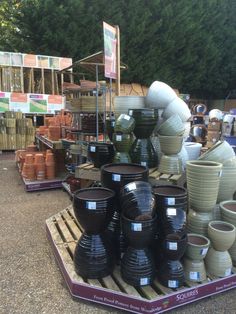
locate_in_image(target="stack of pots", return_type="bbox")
[153,185,188,288]
[101,163,149,261]
[48,126,61,141]
[157,114,185,174]
[88,142,115,168]
[34,153,46,180]
[220,201,236,266]
[128,109,159,168]
[217,157,236,203]
[186,160,223,236]
[22,153,35,180]
[112,114,135,163]
[73,187,116,279]
[119,181,156,286]
[205,220,235,277]
[183,233,210,282]
[45,151,55,179]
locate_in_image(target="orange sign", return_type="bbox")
[10,92,28,103]
[24,54,37,67]
[60,58,72,70]
[48,95,63,104]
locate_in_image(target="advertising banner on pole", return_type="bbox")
[103,22,117,79]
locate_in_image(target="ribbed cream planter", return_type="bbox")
[185,233,210,260]
[198,140,235,164]
[187,209,214,237]
[208,220,236,251]
[205,248,232,278]
[184,142,202,160]
[217,158,236,202]
[158,155,182,175]
[157,114,185,136]
[162,97,191,122]
[186,160,222,212]
[183,257,207,282]
[158,135,183,155]
[145,81,177,109]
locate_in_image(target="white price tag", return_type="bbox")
[124,114,130,121]
[225,268,231,276]
[167,242,178,250]
[86,201,96,209]
[112,174,121,182]
[168,280,178,288]
[127,182,136,191]
[131,223,142,231]
[167,207,177,216]
[141,161,147,166]
[90,146,96,152]
[140,278,149,285]
[189,271,200,280]
[200,248,208,256]
[116,135,122,141]
[129,110,133,115]
[111,121,115,127]
[218,170,222,177]
[166,198,175,205]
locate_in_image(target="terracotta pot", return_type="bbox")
[208,220,236,251]
[45,152,55,163]
[205,247,232,277]
[34,153,45,164]
[25,154,34,164]
[185,233,210,260]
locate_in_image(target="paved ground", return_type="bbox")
[0,154,236,314]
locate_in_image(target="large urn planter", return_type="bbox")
[88,142,115,168]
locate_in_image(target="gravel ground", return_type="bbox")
[0,156,236,314]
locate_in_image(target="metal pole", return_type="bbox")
[109,78,112,118]
[95,64,99,141]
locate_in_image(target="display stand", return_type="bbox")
[46,205,236,314]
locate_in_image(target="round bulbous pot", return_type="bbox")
[157,259,185,288]
[208,220,236,251]
[185,233,210,260]
[205,247,232,278]
[88,142,115,168]
[183,257,207,282]
[130,138,158,168]
[162,233,187,260]
[128,108,158,138]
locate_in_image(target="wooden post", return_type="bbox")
[0,67,2,91]
[20,67,24,93]
[31,68,35,93]
[51,69,55,94]
[41,68,45,94]
[61,73,64,94]
[115,25,120,96]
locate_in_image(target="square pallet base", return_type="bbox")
[46,205,236,314]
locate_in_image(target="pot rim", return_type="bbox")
[152,184,187,198]
[208,220,236,233]
[187,233,210,247]
[74,187,115,201]
[101,162,148,174]
[122,212,157,223]
[186,160,222,168]
[220,201,236,215]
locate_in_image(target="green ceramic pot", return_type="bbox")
[187,209,213,236]
[114,114,135,133]
[106,118,116,142]
[113,152,131,163]
[205,247,232,277]
[208,220,236,252]
[128,108,158,138]
[112,132,134,152]
[130,138,158,168]
[183,257,207,282]
[185,233,210,260]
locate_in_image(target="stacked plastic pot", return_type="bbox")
[129,109,159,168]
[153,185,188,288]
[112,114,135,163]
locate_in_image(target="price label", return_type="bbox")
[200,248,209,256]
[167,207,177,216]
[86,201,96,209]
[189,271,200,280]
[218,170,222,177]
[112,174,121,182]
[167,242,178,250]
[90,146,96,152]
[168,280,178,288]
[127,182,136,191]
[140,278,149,285]
[141,161,147,166]
[129,110,133,115]
[131,223,142,231]
[124,114,130,120]
[166,198,175,205]
[111,121,115,127]
[116,135,122,141]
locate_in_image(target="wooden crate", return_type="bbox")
[148,168,186,187]
[46,206,236,314]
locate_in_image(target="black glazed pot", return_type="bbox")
[159,206,187,238]
[120,181,156,220]
[101,163,149,196]
[73,187,115,234]
[122,214,157,248]
[121,247,155,287]
[157,259,185,288]
[130,138,158,168]
[88,142,115,168]
[128,108,158,138]
[74,233,115,279]
[153,185,188,209]
[162,233,187,260]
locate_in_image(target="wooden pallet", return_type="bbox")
[46,205,236,314]
[75,164,186,187]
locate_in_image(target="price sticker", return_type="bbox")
[124,115,131,120]
[225,268,231,276]
[200,248,208,256]
[131,223,142,231]
[116,135,122,141]
[140,278,149,285]
[168,280,178,288]
[129,110,133,115]
[141,161,147,166]
[86,202,96,209]
[90,146,96,152]
[127,182,136,191]
[166,198,175,205]
[112,174,121,182]
[167,242,178,250]
[167,207,177,216]
[189,271,200,280]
